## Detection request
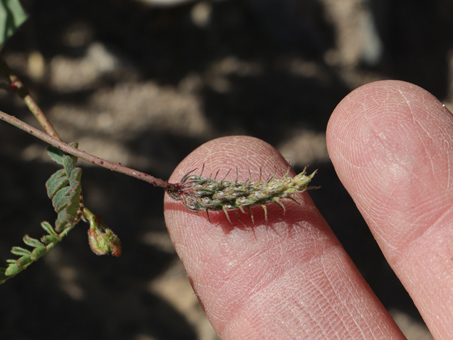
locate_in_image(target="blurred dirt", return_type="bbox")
[1,0,452,339]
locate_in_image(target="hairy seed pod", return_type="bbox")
[166,167,317,222]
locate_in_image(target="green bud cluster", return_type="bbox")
[85,210,122,257]
[167,167,317,222]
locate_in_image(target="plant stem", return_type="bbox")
[0,110,177,190]
[0,54,61,140]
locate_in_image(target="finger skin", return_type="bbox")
[164,136,404,339]
[327,80,453,340]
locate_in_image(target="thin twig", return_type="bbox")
[0,54,61,140]
[0,110,177,190]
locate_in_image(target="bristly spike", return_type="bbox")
[246,206,254,224]
[171,165,318,224]
[221,169,231,184]
[284,166,291,177]
[308,169,317,178]
[199,163,205,176]
[205,209,211,222]
[287,196,301,205]
[181,168,197,181]
[300,166,307,176]
[266,166,277,184]
[273,197,286,214]
[223,206,232,224]
[213,169,220,180]
[261,204,268,222]
[255,167,263,187]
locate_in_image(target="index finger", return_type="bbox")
[164,135,404,339]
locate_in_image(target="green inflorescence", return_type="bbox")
[85,208,122,257]
[166,166,317,223]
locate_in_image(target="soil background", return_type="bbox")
[1,0,452,339]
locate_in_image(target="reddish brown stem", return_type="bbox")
[0,54,61,140]
[0,110,177,190]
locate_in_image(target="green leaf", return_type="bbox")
[69,167,82,188]
[41,221,57,236]
[11,246,31,256]
[55,210,70,232]
[52,186,71,212]
[41,234,60,244]
[63,154,75,177]
[23,235,43,248]
[63,143,79,175]
[55,209,78,232]
[46,172,69,199]
[55,189,81,232]
[67,189,81,214]
[16,255,31,268]
[5,263,20,276]
[0,0,28,45]
[47,146,65,165]
[31,246,47,260]
[46,168,66,186]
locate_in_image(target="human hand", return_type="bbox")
[164,80,452,339]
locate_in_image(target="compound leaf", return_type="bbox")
[1,219,76,283]
[1,142,93,284]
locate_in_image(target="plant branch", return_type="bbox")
[0,54,61,140]
[0,110,177,190]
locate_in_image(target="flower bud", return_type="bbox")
[87,223,122,257]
